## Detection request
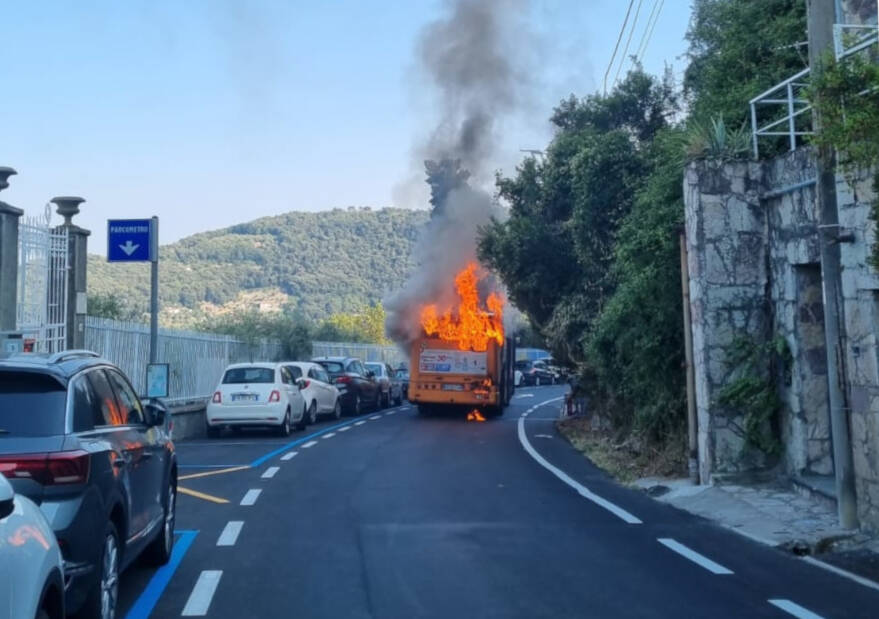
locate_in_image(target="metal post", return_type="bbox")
[786,82,797,151]
[750,103,760,159]
[149,216,159,364]
[808,0,858,529]
[0,168,23,333]
[679,231,699,483]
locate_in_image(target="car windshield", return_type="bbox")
[317,361,345,375]
[365,363,383,375]
[515,361,532,370]
[395,370,409,379]
[222,367,275,384]
[0,371,67,436]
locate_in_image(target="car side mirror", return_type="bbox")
[296,377,307,389]
[145,401,167,427]
[366,370,375,378]
[0,475,15,519]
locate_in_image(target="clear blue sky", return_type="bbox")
[1,1,691,249]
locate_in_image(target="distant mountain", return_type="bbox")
[88,207,430,326]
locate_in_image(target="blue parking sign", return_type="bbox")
[107,219,153,262]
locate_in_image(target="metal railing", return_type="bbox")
[85,316,282,403]
[749,22,877,159]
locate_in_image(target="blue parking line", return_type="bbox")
[125,530,198,619]
[249,411,381,468]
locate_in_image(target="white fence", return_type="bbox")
[17,210,68,353]
[85,316,283,403]
[311,341,407,368]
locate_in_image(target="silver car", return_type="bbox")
[0,474,65,619]
[364,362,403,408]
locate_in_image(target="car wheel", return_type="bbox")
[80,522,120,619]
[296,403,308,431]
[307,401,318,425]
[395,392,403,406]
[278,409,291,436]
[536,376,542,387]
[333,400,342,420]
[145,476,176,565]
[354,395,362,416]
[382,391,390,408]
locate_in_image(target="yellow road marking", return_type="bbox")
[178,486,229,504]
[178,465,250,481]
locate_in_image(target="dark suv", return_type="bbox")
[0,350,177,619]
[312,356,380,415]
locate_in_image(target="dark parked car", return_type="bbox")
[0,350,177,619]
[395,367,410,400]
[515,359,556,386]
[313,356,381,415]
[364,362,403,408]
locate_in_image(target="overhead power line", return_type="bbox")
[635,0,663,63]
[612,0,645,88]
[603,0,636,94]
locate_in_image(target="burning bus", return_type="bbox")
[407,262,514,417]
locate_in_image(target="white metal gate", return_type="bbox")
[16,206,68,353]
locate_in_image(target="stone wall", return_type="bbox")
[837,167,879,528]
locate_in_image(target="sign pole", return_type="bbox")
[149,216,159,364]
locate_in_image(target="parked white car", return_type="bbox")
[0,474,65,619]
[206,363,307,437]
[280,362,342,424]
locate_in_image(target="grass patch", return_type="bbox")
[557,416,687,484]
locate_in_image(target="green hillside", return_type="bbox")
[88,207,429,326]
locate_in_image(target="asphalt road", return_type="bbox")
[114,385,879,618]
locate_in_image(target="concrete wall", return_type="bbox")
[685,148,879,531]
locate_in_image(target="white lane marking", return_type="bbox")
[181,570,222,616]
[399,406,411,411]
[370,415,382,420]
[216,521,243,547]
[323,432,336,439]
[768,599,825,619]
[386,410,397,415]
[261,466,280,479]
[280,451,298,461]
[338,426,351,432]
[802,556,879,593]
[517,398,641,524]
[657,538,733,574]
[355,420,367,426]
[240,489,261,506]
[515,393,535,399]
[302,440,318,448]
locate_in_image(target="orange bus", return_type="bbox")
[407,335,514,417]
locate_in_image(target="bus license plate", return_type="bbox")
[442,384,464,391]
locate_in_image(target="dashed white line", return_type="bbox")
[768,599,825,619]
[181,570,222,616]
[322,432,336,439]
[338,426,351,432]
[657,538,733,574]
[515,393,535,399]
[354,420,366,426]
[261,466,280,479]
[517,398,641,524]
[386,410,397,415]
[280,451,298,461]
[240,489,261,506]
[302,440,318,448]
[216,521,243,547]
[369,415,381,420]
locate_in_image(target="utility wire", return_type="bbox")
[635,0,664,63]
[612,0,645,88]
[603,0,636,94]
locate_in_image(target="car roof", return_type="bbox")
[312,356,358,364]
[0,350,114,384]
[223,362,279,371]
[280,361,319,369]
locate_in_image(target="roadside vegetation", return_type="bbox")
[478,0,808,474]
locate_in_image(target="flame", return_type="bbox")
[466,410,486,422]
[420,262,504,351]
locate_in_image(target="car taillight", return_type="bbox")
[269,390,281,402]
[335,376,351,384]
[302,379,311,389]
[212,391,222,404]
[0,451,90,485]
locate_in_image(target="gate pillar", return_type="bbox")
[0,168,23,333]
[52,197,89,350]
